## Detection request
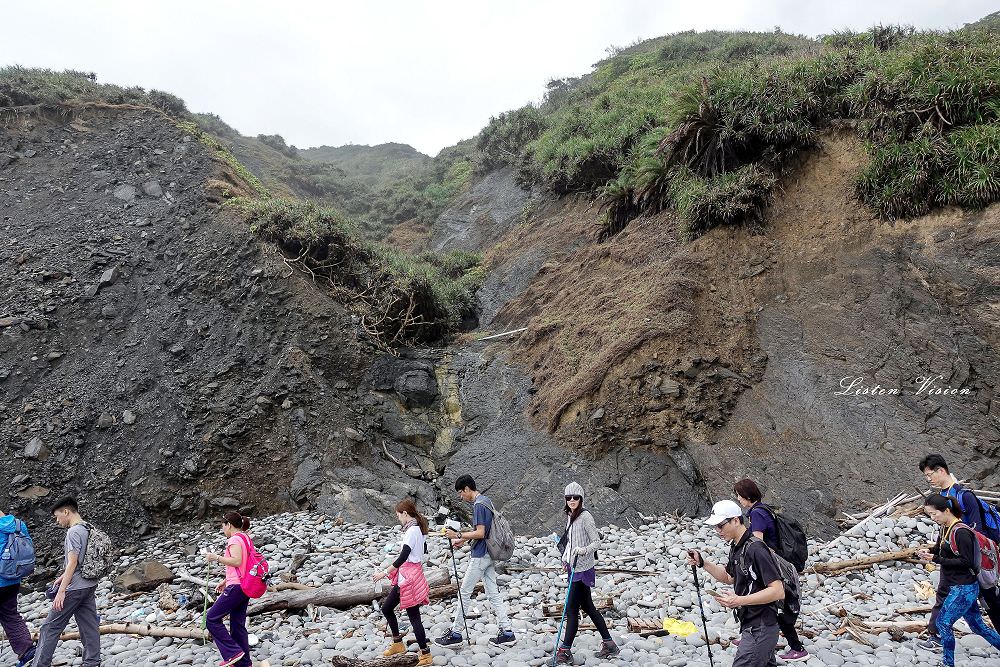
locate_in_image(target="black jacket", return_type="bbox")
[931,521,978,591]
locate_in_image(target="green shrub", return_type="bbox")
[0,66,189,114]
[194,112,239,138]
[670,164,777,236]
[147,89,188,115]
[229,197,482,344]
[477,105,546,171]
[257,133,298,158]
[858,123,1000,218]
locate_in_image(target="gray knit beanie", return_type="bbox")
[564,482,585,503]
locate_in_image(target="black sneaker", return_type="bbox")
[595,639,620,658]
[917,636,941,651]
[490,629,516,646]
[435,631,463,648]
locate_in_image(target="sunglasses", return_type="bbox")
[565,495,582,501]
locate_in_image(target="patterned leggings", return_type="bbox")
[936,583,1000,667]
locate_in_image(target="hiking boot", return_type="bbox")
[489,629,517,646]
[778,648,809,662]
[17,645,36,667]
[417,649,433,666]
[917,636,942,651]
[595,639,620,658]
[383,640,406,656]
[218,653,245,667]
[435,631,463,648]
[554,646,574,664]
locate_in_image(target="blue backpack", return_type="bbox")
[944,486,1000,542]
[0,520,36,581]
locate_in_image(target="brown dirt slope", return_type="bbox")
[482,131,1000,533]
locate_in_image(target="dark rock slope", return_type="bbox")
[0,108,375,544]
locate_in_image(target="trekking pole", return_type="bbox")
[446,535,472,647]
[690,561,716,667]
[201,587,208,646]
[550,555,578,666]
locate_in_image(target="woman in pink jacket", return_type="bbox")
[373,499,432,666]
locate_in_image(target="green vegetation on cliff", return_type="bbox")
[479,22,1000,237]
[230,197,482,345]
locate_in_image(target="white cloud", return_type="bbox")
[2,0,994,155]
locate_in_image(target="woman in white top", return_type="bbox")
[372,499,431,666]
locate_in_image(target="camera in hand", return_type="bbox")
[434,505,461,532]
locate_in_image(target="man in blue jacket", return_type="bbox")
[0,511,36,667]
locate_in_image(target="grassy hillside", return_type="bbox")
[477,22,1000,238]
[299,142,430,184]
[4,13,999,341]
[188,111,475,239]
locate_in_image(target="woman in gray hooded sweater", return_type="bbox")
[554,482,619,664]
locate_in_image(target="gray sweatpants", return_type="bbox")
[733,623,779,667]
[32,586,101,667]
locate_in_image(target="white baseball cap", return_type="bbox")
[704,500,744,526]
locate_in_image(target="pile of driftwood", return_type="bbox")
[832,483,1000,543]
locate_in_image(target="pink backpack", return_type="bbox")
[234,533,270,598]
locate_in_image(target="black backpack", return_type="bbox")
[759,504,808,572]
[737,536,801,616]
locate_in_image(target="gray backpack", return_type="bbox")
[475,497,515,562]
[80,522,115,580]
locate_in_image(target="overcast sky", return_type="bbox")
[3,1,995,155]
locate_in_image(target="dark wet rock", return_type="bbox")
[393,368,438,408]
[116,560,175,592]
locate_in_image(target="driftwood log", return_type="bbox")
[248,567,450,615]
[812,548,921,574]
[504,565,658,576]
[330,655,417,667]
[427,581,483,601]
[31,622,209,641]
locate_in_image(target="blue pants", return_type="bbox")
[207,585,251,666]
[936,583,1000,667]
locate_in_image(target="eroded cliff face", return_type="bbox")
[0,108,709,545]
[5,107,995,545]
[431,132,1000,535]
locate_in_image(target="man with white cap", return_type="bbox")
[687,499,785,667]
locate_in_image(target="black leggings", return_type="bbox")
[778,610,803,651]
[564,580,611,647]
[381,586,428,650]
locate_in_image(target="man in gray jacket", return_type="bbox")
[33,497,101,667]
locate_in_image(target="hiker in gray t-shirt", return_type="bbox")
[33,497,101,667]
[63,522,99,591]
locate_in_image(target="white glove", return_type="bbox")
[572,546,588,556]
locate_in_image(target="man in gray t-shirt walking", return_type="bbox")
[33,496,101,667]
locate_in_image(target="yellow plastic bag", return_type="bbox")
[662,618,698,636]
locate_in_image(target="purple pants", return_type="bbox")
[207,585,251,666]
[0,584,33,658]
